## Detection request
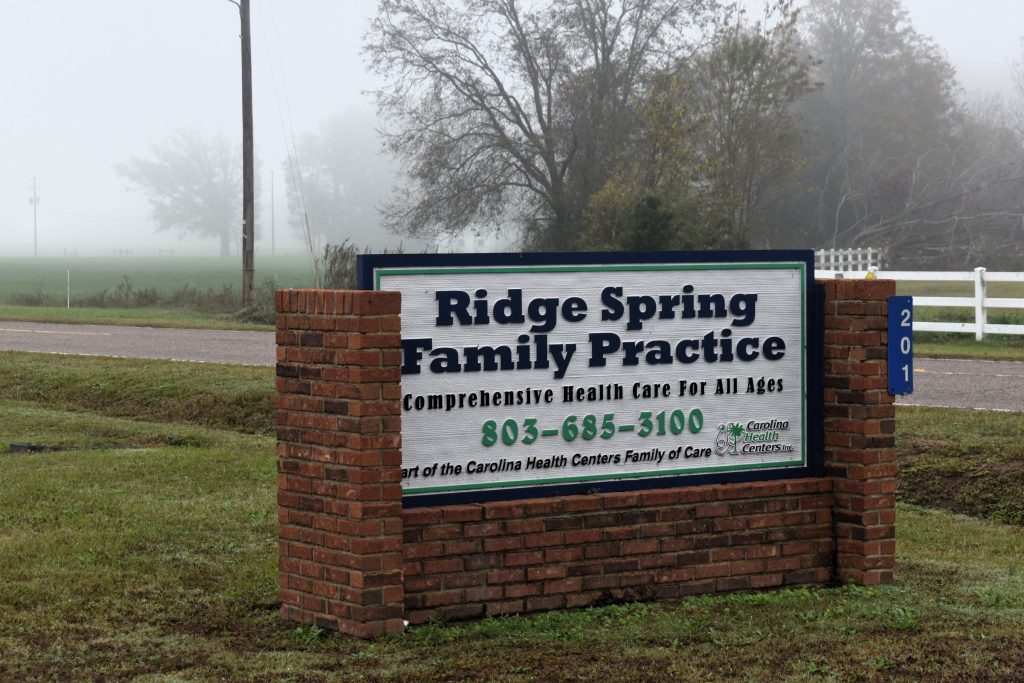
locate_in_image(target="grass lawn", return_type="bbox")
[0,352,274,435]
[2,354,1024,680]
[914,335,1024,362]
[898,406,1024,524]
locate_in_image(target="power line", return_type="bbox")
[257,0,318,283]
[29,175,39,257]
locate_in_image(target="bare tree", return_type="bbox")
[784,0,1024,267]
[284,110,398,252]
[791,0,960,251]
[117,129,256,257]
[366,0,711,250]
[684,0,814,247]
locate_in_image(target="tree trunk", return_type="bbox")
[220,232,231,257]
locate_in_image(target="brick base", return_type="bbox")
[402,480,832,624]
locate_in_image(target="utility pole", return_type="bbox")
[270,170,275,257]
[229,0,255,305]
[29,176,40,257]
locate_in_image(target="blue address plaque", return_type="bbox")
[888,296,913,395]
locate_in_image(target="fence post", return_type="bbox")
[974,267,987,341]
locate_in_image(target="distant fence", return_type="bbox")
[814,247,883,271]
[816,267,1024,340]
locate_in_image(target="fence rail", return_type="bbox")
[816,267,1024,340]
[814,247,882,271]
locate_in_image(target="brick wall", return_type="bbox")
[402,481,832,625]
[275,279,896,638]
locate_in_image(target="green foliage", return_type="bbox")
[684,0,815,247]
[233,277,281,325]
[781,0,1024,266]
[622,196,676,251]
[319,240,362,290]
[291,625,328,647]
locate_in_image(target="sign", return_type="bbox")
[359,251,820,504]
[888,296,913,395]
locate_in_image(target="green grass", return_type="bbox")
[896,280,1024,299]
[1,355,1024,680]
[898,405,1024,525]
[0,255,314,300]
[0,351,275,435]
[0,255,314,328]
[0,304,273,330]
[914,333,1024,361]
[2,420,1024,681]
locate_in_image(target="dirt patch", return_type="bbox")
[898,447,1024,525]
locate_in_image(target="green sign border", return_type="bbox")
[376,261,807,494]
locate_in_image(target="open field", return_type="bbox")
[0,255,315,302]
[0,255,317,328]
[1,352,1024,680]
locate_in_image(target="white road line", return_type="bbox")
[898,402,1019,413]
[0,327,111,336]
[914,367,1024,378]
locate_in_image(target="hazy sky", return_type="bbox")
[0,0,381,256]
[1,0,1021,257]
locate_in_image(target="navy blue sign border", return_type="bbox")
[357,250,824,509]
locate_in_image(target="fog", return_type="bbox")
[0,0,382,257]
[0,0,1022,257]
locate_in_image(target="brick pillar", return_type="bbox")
[821,279,897,585]
[275,289,405,638]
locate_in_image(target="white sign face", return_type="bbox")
[371,258,809,498]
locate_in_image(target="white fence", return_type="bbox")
[816,267,1024,340]
[814,247,882,271]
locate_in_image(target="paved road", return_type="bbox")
[0,321,274,366]
[903,358,1024,413]
[1,321,1022,412]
